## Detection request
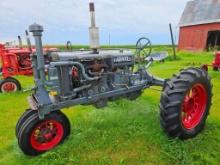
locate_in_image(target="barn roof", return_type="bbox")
[179,0,220,27]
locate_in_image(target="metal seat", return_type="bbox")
[145,51,168,61]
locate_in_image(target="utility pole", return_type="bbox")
[169,23,177,59]
[108,33,111,46]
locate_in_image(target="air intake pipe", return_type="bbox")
[89,2,100,53]
[18,35,22,49]
[25,30,32,52]
[29,23,46,82]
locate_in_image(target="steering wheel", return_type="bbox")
[136,37,152,62]
[66,41,72,50]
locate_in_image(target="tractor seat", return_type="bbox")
[145,52,168,61]
[19,67,32,70]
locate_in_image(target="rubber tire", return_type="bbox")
[15,109,37,138]
[17,111,71,156]
[0,77,21,93]
[160,67,212,140]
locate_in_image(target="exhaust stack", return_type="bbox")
[25,30,32,52]
[89,2,100,53]
[18,35,22,49]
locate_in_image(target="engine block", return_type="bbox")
[47,50,137,106]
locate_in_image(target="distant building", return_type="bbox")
[178,0,220,51]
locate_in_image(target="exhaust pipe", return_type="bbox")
[29,23,48,84]
[18,35,23,49]
[25,30,32,52]
[89,2,100,53]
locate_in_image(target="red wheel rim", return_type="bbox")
[30,120,64,151]
[181,84,207,129]
[1,82,17,92]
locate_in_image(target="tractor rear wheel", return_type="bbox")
[0,77,21,93]
[160,67,212,140]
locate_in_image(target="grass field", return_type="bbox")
[0,50,220,165]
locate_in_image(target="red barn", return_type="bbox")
[178,0,220,51]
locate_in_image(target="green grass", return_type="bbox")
[0,51,220,165]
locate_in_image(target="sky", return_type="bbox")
[0,0,188,45]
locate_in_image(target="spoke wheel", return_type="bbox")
[135,37,152,63]
[160,67,212,140]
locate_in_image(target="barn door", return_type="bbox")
[206,31,220,51]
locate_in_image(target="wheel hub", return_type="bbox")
[181,84,207,129]
[2,82,17,92]
[43,132,53,141]
[31,120,64,151]
[184,97,194,112]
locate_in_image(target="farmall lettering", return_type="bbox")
[114,56,132,63]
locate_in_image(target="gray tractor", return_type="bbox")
[16,3,212,156]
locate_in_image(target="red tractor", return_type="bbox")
[211,52,220,71]
[0,32,57,93]
[202,52,220,71]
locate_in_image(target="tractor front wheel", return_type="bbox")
[0,77,21,93]
[160,67,212,140]
[17,111,71,156]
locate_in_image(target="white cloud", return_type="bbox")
[0,0,188,44]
